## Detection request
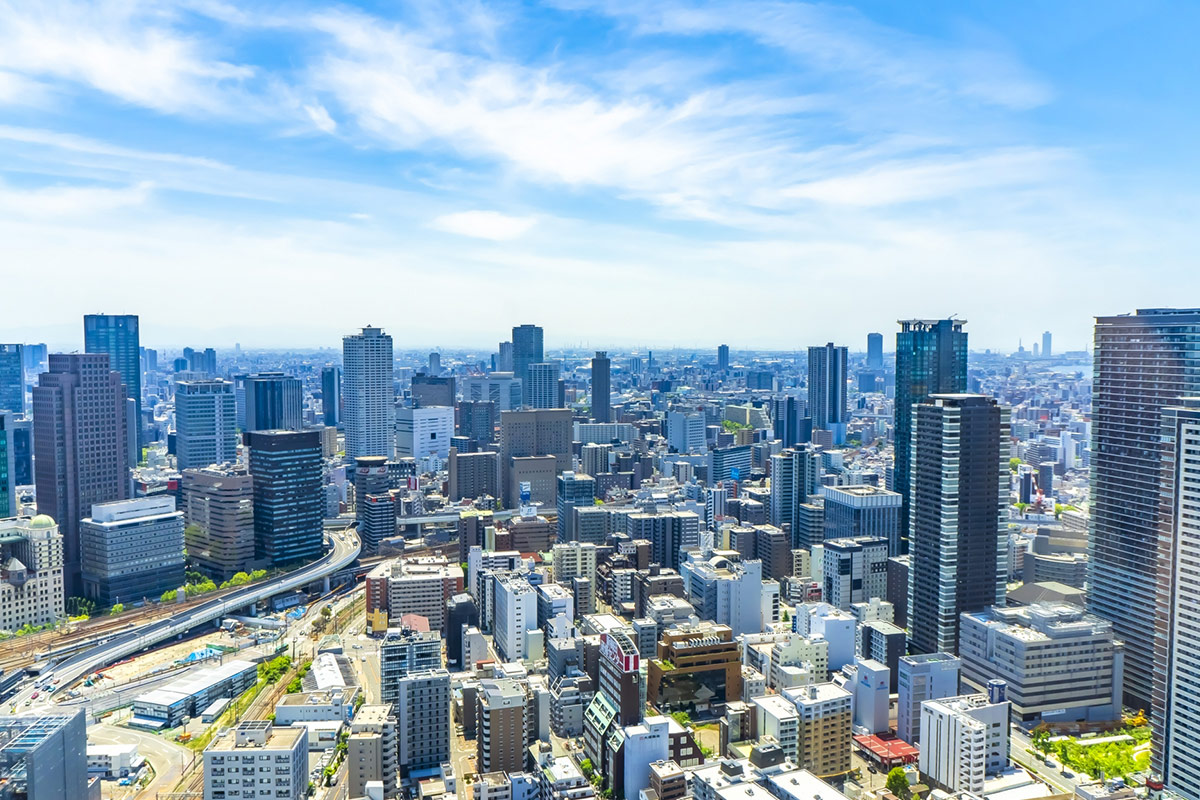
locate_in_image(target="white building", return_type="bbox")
[203,720,307,800]
[918,691,1010,794]
[0,515,64,632]
[614,716,669,798]
[395,405,455,462]
[87,743,140,778]
[666,412,706,454]
[494,573,538,662]
[821,537,888,610]
[795,603,855,676]
[754,694,800,762]
[343,326,395,459]
[680,552,764,636]
[174,379,238,471]
[462,374,523,411]
[848,657,889,735]
[79,496,185,607]
[898,652,960,744]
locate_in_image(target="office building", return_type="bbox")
[477,679,531,774]
[647,623,742,711]
[175,379,238,470]
[462,374,523,411]
[783,682,852,778]
[680,553,763,636]
[821,537,888,610]
[629,511,700,572]
[0,412,14,518]
[717,344,730,371]
[377,558,463,632]
[181,465,256,580]
[202,720,307,800]
[348,705,398,798]
[808,343,848,445]
[494,573,538,662]
[0,515,65,631]
[321,365,341,427]
[918,691,1009,795]
[1041,331,1052,358]
[244,430,323,566]
[379,627,441,704]
[770,446,820,545]
[84,314,141,446]
[591,351,611,423]
[866,332,883,370]
[959,603,1123,724]
[0,344,24,417]
[822,486,902,557]
[771,395,809,447]
[512,324,544,406]
[33,353,131,596]
[598,630,643,726]
[666,411,705,454]
[243,372,302,432]
[185,347,217,376]
[527,362,561,410]
[1089,310,1200,709]
[80,496,185,606]
[343,326,395,458]
[0,711,88,800]
[458,400,497,447]
[895,319,967,552]
[909,395,1008,655]
[449,448,501,502]
[359,492,396,555]
[411,373,456,408]
[499,408,572,507]
[898,653,959,745]
[858,620,905,691]
[395,405,455,461]
[581,443,612,479]
[396,669,451,776]
[557,472,596,542]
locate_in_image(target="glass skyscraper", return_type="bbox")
[894,319,967,553]
[1091,308,1200,708]
[84,314,141,445]
[0,343,24,417]
[511,324,543,407]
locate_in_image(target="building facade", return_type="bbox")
[0,515,65,631]
[343,326,395,458]
[80,496,185,606]
[244,430,323,566]
[175,379,238,470]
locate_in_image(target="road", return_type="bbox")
[1009,725,1085,794]
[89,717,195,798]
[4,528,360,715]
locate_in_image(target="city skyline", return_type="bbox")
[2,2,1196,349]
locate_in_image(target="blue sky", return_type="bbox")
[0,0,1196,352]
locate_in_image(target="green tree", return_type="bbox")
[886,767,910,799]
[161,588,180,602]
[580,759,594,780]
[781,610,790,623]
[670,711,692,727]
[1010,457,1022,473]
[109,603,125,616]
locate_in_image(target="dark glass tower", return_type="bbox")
[591,351,611,423]
[894,319,967,552]
[1091,308,1200,708]
[244,429,323,566]
[807,342,848,444]
[511,324,543,407]
[908,394,1007,655]
[866,332,884,370]
[244,372,302,432]
[0,344,23,416]
[321,366,341,426]
[84,314,140,444]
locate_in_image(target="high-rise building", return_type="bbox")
[557,471,596,542]
[457,400,496,448]
[499,408,572,507]
[527,362,561,409]
[348,705,398,799]
[918,691,1009,795]
[175,379,238,470]
[396,669,451,776]
[908,395,1008,655]
[0,343,24,416]
[411,373,456,408]
[0,515,65,631]
[379,627,442,704]
[343,326,395,458]
[1091,309,1200,709]
[771,395,809,447]
[897,653,959,745]
[808,343,848,445]
[33,353,131,596]
[666,411,706,454]
[0,412,14,517]
[822,537,888,610]
[321,365,341,427]
[895,319,967,552]
[592,351,612,423]
[599,630,643,726]
[783,682,852,777]
[717,344,730,371]
[80,496,185,606]
[1153,399,1200,794]
[494,573,538,662]
[395,405,454,461]
[866,332,884,370]
[0,711,88,800]
[769,446,820,545]
[244,430,323,566]
[84,314,141,445]
[477,679,531,773]
[181,465,256,580]
[1041,331,1052,358]
[822,485,902,556]
[202,720,307,800]
[448,448,501,502]
[512,324,544,406]
[243,372,302,432]
[680,552,763,636]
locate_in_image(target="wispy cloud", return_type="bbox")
[431,210,538,241]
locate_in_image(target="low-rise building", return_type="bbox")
[0,515,65,632]
[132,660,258,728]
[80,496,185,606]
[203,721,307,800]
[918,690,1010,795]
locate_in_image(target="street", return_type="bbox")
[88,717,195,799]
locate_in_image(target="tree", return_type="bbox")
[580,759,594,780]
[670,711,692,728]
[781,610,790,623]
[1010,457,1022,473]
[886,767,910,799]
[109,603,125,616]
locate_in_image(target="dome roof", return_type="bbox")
[27,514,56,529]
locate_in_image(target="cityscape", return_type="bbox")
[2,4,1199,800]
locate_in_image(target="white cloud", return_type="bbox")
[0,179,152,217]
[431,210,538,240]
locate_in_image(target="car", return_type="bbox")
[867,765,877,774]
[1062,769,1075,779]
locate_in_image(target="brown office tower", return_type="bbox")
[499,409,572,508]
[599,631,643,725]
[754,524,792,581]
[448,448,501,502]
[457,510,493,562]
[181,464,257,581]
[648,761,686,800]
[648,623,742,713]
[476,679,530,774]
[33,353,130,596]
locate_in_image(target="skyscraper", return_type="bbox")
[244,429,323,566]
[175,379,238,470]
[592,351,611,423]
[0,343,24,416]
[33,353,131,596]
[769,445,821,546]
[717,344,730,371]
[1042,330,1052,358]
[511,324,544,406]
[0,411,15,517]
[84,314,141,444]
[321,365,341,427]
[866,332,884,370]
[908,394,1007,655]
[243,372,303,432]
[895,319,968,552]
[770,395,810,447]
[807,343,848,445]
[1092,308,1200,709]
[343,326,395,458]
[557,471,596,542]
[527,362,561,409]
[499,408,572,507]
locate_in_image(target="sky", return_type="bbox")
[0,0,1197,353]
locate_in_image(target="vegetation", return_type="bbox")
[109,603,124,616]
[887,767,910,799]
[721,419,752,432]
[286,660,313,693]
[1010,457,1022,473]
[699,744,714,758]
[670,711,692,728]
[1032,725,1151,780]
[219,569,268,589]
[580,759,594,780]
[0,621,56,639]
[65,596,95,617]
[781,610,790,623]
[1014,501,1030,515]
[259,654,293,684]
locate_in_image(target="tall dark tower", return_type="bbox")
[591,351,611,423]
[866,332,883,370]
[894,319,967,553]
[717,344,730,371]
[511,324,544,407]
[84,314,141,446]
